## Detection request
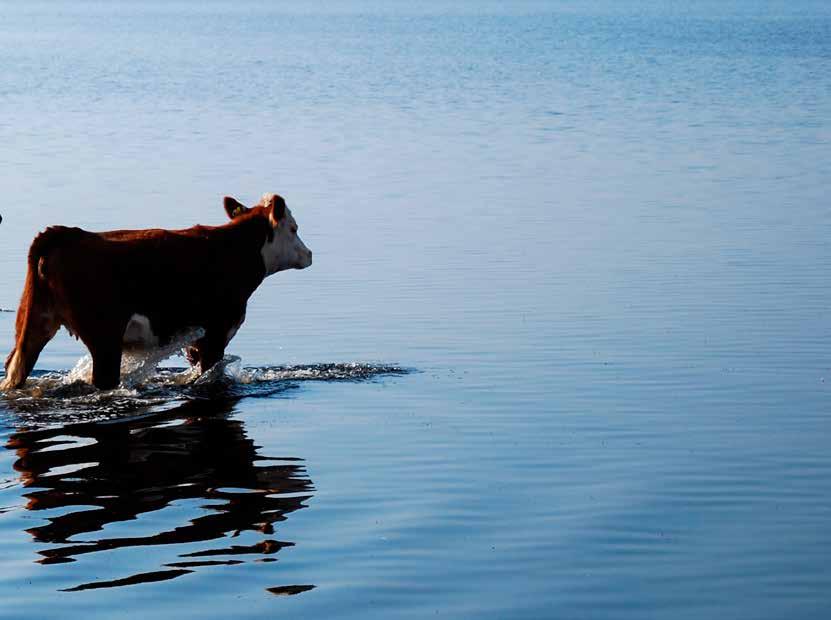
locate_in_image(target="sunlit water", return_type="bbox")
[1,1,830,618]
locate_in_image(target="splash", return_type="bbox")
[0,351,409,424]
[236,362,410,383]
[64,327,206,387]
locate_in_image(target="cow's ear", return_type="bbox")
[224,197,249,220]
[268,194,287,225]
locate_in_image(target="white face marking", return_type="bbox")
[260,202,313,277]
[122,314,159,348]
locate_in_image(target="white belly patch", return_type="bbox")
[122,314,159,348]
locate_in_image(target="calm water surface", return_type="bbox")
[0,1,830,618]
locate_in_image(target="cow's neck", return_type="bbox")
[211,218,272,286]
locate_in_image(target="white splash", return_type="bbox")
[235,361,405,384]
[65,327,206,388]
[193,355,242,385]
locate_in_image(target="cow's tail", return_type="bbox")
[1,227,78,390]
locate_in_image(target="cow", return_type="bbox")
[0,193,312,391]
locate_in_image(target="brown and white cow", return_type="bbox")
[0,193,312,391]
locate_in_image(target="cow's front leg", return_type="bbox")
[185,346,200,368]
[193,330,226,375]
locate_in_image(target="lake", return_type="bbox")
[1,1,830,618]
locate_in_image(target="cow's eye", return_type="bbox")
[291,226,298,234]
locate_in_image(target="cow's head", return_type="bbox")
[224,193,312,275]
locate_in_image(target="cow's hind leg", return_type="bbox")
[87,341,123,391]
[75,315,131,391]
[85,328,123,390]
[2,314,59,390]
[1,258,60,391]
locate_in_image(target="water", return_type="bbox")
[1,1,830,617]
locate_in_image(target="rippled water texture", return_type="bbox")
[1,362,404,594]
[1,1,830,618]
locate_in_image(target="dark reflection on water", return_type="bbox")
[5,392,315,594]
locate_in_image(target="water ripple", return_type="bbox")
[3,391,314,593]
[0,358,409,424]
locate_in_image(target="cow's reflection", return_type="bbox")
[6,395,314,593]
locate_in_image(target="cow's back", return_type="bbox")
[39,225,265,345]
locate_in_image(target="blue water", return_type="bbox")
[1,1,830,617]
